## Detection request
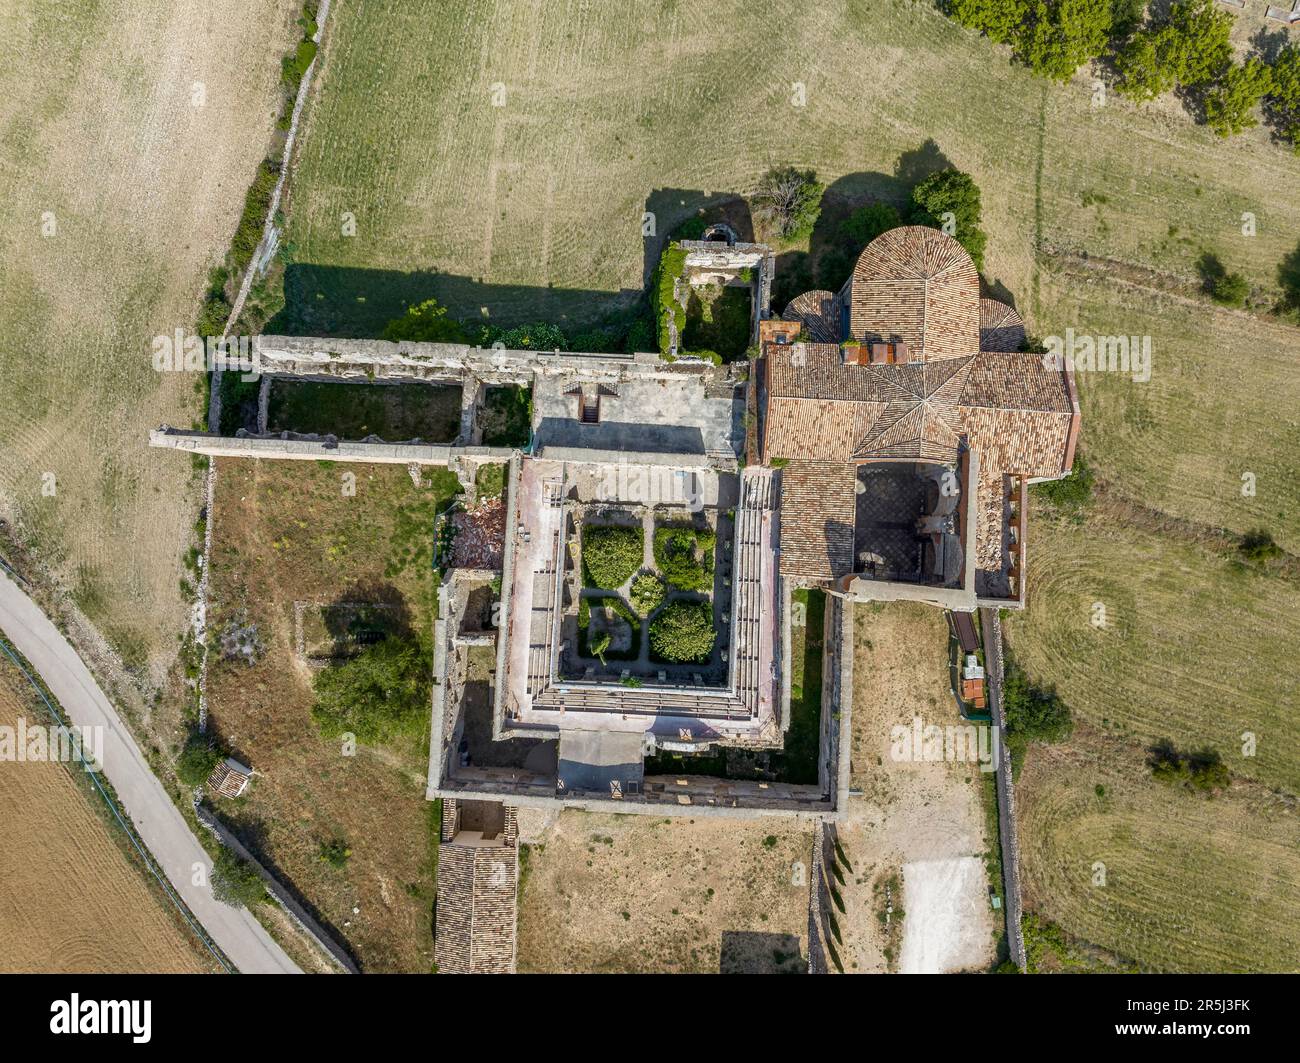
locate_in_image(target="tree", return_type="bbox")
[840,201,901,248]
[1116,0,1232,102]
[752,166,825,243]
[947,0,1029,44]
[176,730,222,787]
[488,321,568,351]
[589,631,611,665]
[582,525,643,589]
[649,601,717,663]
[908,169,988,271]
[1016,0,1113,83]
[1204,58,1272,138]
[1197,251,1250,306]
[381,298,468,343]
[1265,44,1300,151]
[629,573,666,615]
[312,636,431,744]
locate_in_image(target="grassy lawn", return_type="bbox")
[266,379,462,442]
[205,458,459,971]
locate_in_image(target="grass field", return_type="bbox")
[266,379,463,441]
[205,458,460,971]
[516,810,812,973]
[0,656,212,973]
[1017,728,1300,973]
[0,0,300,678]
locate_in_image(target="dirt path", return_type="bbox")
[833,603,997,973]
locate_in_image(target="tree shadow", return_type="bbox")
[322,580,413,656]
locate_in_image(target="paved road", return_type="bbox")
[0,567,299,974]
[980,607,1028,971]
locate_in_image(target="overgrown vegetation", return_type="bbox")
[582,525,643,589]
[648,600,717,663]
[652,525,715,592]
[312,636,432,744]
[231,159,280,273]
[382,297,468,342]
[653,243,688,354]
[479,385,532,448]
[475,462,507,500]
[1238,528,1282,565]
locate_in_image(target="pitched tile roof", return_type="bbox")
[978,298,1027,352]
[782,289,841,342]
[847,226,979,360]
[776,461,858,579]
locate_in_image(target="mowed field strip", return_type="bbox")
[0,0,299,675]
[1017,731,1300,973]
[0,663,210,973]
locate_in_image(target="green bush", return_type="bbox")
[176,731,222,787]
[841,201,901,248]
[211,846,268,909]
[475,462,507,500]
[1002,654,1072,771]
[653,526,715,591]
[649,600,717,663]
[582,525,643,589]
[312,636,432,744]
[281,38,318,87]
[1032,452,1094,509]
[1203,57,1273,138]
[629,573,666,615]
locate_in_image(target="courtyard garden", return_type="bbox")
[568,513,725,678]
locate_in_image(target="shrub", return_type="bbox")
[1148,738,1231,791]
[475,462,507,500]
[176,730,222,788]
[312,636,432,744]
[318,839,352,868]
[909,169,987,271]
[589,631,611,665]
[629,573,666,615]
[1239,529,1282,564]
[582,525,643,589]
[946,0,1029,44]
[281,38,318,87]
[211,847,268,909]
[1002,654,1072,771]
[653,526,715,591]
[752,165,825,243]
[490,321,567,351]
[1032,452,1094,509]
[649,601,717,663]
[382,298,468,343]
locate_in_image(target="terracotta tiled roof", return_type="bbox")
[846,227,979,360]
[782,289,841,342]
[435,843,517,974]
[978,298,1027,352]
[776,461,857,579]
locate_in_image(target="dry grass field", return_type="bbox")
[0,0,299,679]
[516,809,812,973]
[204,457,460,972]
[1017,727,1300,973]
[1009,507,1300,795]
[0,660,212,973]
